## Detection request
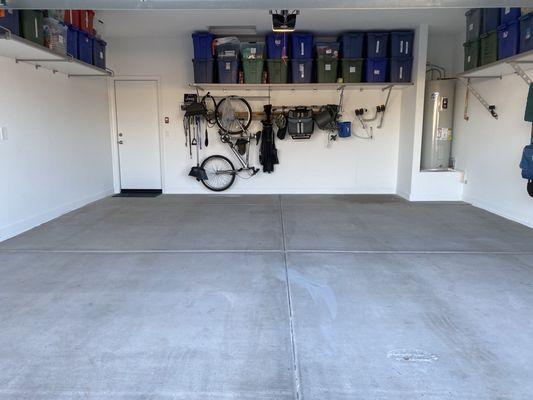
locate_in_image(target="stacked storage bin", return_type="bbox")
[0,9,20,35]
[192,32,215,83]
[365,32,389,82]
[480,8,500,65]
[289,33,313,83]
[43,17,67,55]
[241,42,265,84]
[19,10,44,45]
[215,37,240,83]
[266,33,292,83]
[316,41,339,83]
[339,33,364,83]
[498,8,521,59]
[464,9,482,70]
[519,11,533,53]
[390,31,414,83]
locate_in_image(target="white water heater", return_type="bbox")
[421,79,456,170]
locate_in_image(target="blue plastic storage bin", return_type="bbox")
[193,59,214,83]
[390,57,413,82]
[66,24,78,57]
[78,30,93,64]
[291,59,313,83]
[337,121,351,138]
[267,33,289,58]
[0,9,19,35]
[365,58,388,82]
[291,33,313,59]
[482,8,501,34]
[217,59,238,83]
[93,38,106,69]
[501,7,521,24]
[366,32,389,58]
[390,31,414,57]
[339,33,364,58]
[192,32,214,59]
[520,13,533,53]
[498,20,520,59]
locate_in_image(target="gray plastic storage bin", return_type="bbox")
[466,9,482,41]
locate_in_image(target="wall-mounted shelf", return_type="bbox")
[189,82,413,92]
[457,49,533,80]
[0,30,113,77]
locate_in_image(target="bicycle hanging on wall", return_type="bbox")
[197,94,260,192]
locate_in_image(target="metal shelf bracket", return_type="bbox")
[457,77,498,119]
[508,61,533,86]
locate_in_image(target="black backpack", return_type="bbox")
[287,107,314,139]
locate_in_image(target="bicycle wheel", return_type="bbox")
[215,96,252,134]
[200,155,236,191]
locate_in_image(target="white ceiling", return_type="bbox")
[98,8,468,38]
[3,0,520,9]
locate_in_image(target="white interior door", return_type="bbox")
[115,80,162,190]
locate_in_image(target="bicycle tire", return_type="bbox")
[200,155,236,192]
[215,96,252,134]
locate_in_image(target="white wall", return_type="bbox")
[453,75,533,227]
[0,57,113,241]
[107,36,402,194]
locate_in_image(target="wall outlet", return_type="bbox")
[0,127,7,141]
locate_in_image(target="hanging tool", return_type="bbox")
[188,116,207,181]
[377,86,392,129]
[204,122,209,147]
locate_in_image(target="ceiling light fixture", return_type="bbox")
[270,10,299,33]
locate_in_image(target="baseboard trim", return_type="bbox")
[463,195,533,229]
[0,188,114,242]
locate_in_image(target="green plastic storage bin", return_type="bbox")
[242,59,264,84]
[267,59,288,83]
[340,58,363,83]
[317,58,339,83]
[463,39,480,71]
[19,10,44,45]
[480,30,498,65]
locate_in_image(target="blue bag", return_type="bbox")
[520,144,533,179]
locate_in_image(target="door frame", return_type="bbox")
[108,76,165,193]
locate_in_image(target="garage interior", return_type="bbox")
[1,1,533,399]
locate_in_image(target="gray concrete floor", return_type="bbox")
[1,195,533,399]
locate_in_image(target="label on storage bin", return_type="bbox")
[399,66,404,79]
[300,43,305,55]
[349,66,356,73]
[503,31,509,38]
[376,41,380,54]
[275,39,281,45]
[469,23,474,32]
[34,19,39,38]
[299,64,305,78]
[251,48,256,54]
[400,40,404,54]
[374,69,381,76]
[467,55,471,63]
[326,49,332,54]
[325,63,332,71]
[224,50,236,57]
[437,128,452,141]
[100,51,104,59]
